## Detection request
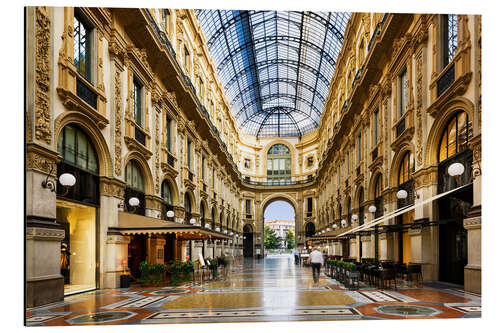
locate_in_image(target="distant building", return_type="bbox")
[266,220,295,248]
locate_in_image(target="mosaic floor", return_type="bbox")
[25,255,481,325]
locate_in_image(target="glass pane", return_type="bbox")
[64,126,76,164]
[447,120,457,156]
[76,130,87,169]
[273,159,279,170]
[279,158,285,170]
[457,112,468,152]
[87,145,98,173]
[439,136,448,162]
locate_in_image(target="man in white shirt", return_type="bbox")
[309,247,324,284]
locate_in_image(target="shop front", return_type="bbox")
[56,125,99,295]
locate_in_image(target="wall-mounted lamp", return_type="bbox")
[41,162,76,195]
[189,218,196,225]
[332,223,338,230]
[118,197,140,212]
[351,214,359,222]
[205,223,210,229]
[341,219,347,228]
[166,210,175,218]
[215,227,221,232]
[368,205,377,213]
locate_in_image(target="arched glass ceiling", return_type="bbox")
[195,10,350,137]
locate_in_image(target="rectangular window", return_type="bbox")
[307,197,313,212]
[346,151,350,174]
[399,68,407,117]
[357,133,362,163]
[307,156,314,167]
[132,78,142,126]
[202,156,206,180]
[442,14,458,68]
[166,116,172,152]
[162,9,169,32]
[374,108,379,144]
[184,46,190,71]
[187,138,192,169]
[245,199,251,215]
[244,159,250,169]
[73,13,92,81]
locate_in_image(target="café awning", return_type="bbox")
[116,212,231,240]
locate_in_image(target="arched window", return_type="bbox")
[125,160,145,192]
[211,207,216,229]
[374,174,383,218]
[305,222,316,238]
[124,160,146,215]
[347,197,352,226]
[398,151,414,185]
[57,125,99,205]
[267,143,291,183]
[438,111,471,162]
[184,193,192,213]
[161,180,173,205]
[358,188,364,225]
[398,151,415,207]
[57,124,98,173]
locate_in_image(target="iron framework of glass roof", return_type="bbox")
[195,10,350,137]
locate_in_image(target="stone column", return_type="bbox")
[378,232,393,260]
[26,144,65,308]
[349,237,357,259]
[463,138,481,293]
[361,235,372,258]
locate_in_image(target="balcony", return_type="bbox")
[396,117,406,138]
[76,77,97,109]
[135,126,146,146]
[371,146,378,161]
[437,63,455,97]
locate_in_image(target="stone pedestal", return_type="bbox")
[361,235,372,258]
[464,205,481,294]
[26,225,65,308]
[104,233,130,288]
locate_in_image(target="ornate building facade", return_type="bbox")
[25,7,481,307]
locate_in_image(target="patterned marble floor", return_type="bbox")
[25,255,481,325]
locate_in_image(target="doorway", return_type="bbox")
[438,185,472,286]
[128,234,148,280]
[264,200,296,253]
[243,224,254,257]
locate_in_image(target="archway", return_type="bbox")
[263,199,296,254]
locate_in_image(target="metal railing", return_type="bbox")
[242,177,315,186]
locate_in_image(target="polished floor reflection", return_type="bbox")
[26,255,481,325]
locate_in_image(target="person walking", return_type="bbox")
[309,247,324,284]
[293,249,300,265]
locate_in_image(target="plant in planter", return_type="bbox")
[138,261,151,286]
[151,263,166,286]
[168,260,184,286]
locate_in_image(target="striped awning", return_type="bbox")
[116,212,231,240]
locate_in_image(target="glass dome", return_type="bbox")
[195,10,350,137]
